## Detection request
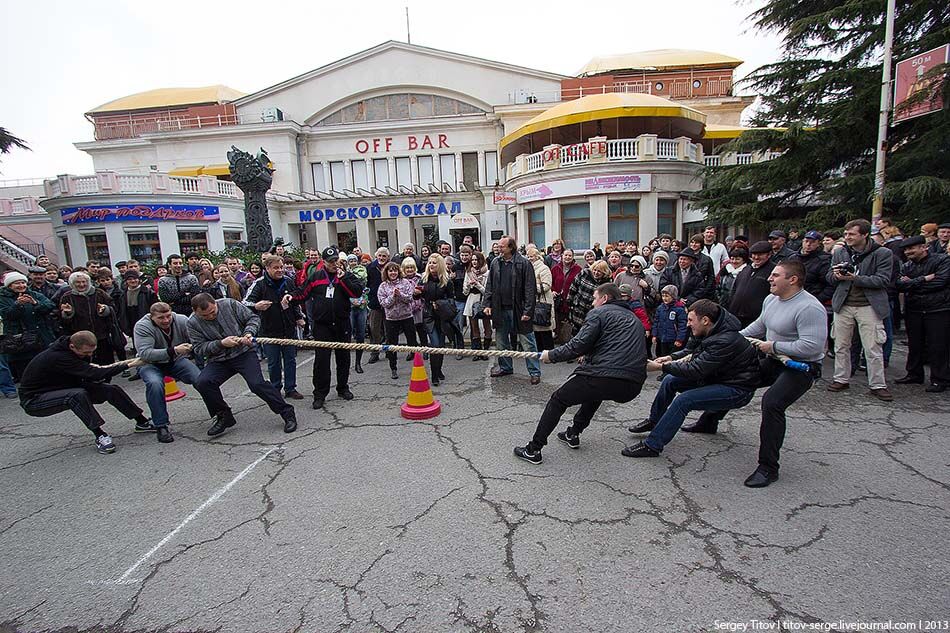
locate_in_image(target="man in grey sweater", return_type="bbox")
[691,260,827,488]
[188,294,297,437]
[826,219,894,401]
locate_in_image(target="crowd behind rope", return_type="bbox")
[0,219,946,472]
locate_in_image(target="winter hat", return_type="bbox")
[3,272,27,288]
[630,255,648,269]
[661,284,679,301]
[652,250,670,263]
[618,284,633,298]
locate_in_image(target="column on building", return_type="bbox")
[314,221,338,251]
[104,223,130,271]
[639,193,659,244]
[589,195,608,248]
[356,218,375,253]
[158,222,181,262]
[477,150,486,187]
[543,199,559,247]
[66,229,87,267]
[207,222,226,252]
[396,216,413,250]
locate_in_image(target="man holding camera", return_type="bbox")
[827,219,895,401]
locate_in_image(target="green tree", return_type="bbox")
[0,127,29,162]
[695,0,949,232]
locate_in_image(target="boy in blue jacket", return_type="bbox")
[653,284,687,358]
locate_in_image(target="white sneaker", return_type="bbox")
[96,434,116,454]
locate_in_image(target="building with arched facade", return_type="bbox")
[0,42,770,273]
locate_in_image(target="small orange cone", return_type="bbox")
[400,352,441,420]
[164,376,186,402]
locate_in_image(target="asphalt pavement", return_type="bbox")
[0,344,947,632]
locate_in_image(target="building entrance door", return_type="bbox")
[450,229,479,252]
[337,228,357,252]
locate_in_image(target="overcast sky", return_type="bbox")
[0,0,781,182]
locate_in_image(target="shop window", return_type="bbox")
[373,159,390,189]
[127,231,161,267]
[528,208,545,249]
[352,160,368,190]
[461,152,479,190]
[395,157,411,189]
[178,231,208,255]
[311,162,326,193]
[608,200,639,244]
[657,199,677,238]
[485,151,499,186]
[417,156,434,188]
[224,231,243,247]
[440,154,457,188]
[560,203,590,251]
[329,161,346,191]
[83,234,110,269]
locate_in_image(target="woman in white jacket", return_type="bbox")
[462,250,492,361]
[527,246,555,351]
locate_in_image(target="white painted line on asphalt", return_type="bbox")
[240,353,315,397]
[113,446,278,584]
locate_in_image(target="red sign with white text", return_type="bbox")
[893,44,949,124]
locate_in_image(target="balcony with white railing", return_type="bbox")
[42,171,243,200]
[506,135,702,179]
[91,111,283,141]
[703,151,782,167]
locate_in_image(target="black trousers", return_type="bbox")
[529,374,643,451]
[384,318,418,369]
[21,383,142,435]
[194,350,291,416]
[655,340,676,358]
[905,310,950,385]
[700,358,816,474]
[312,323,350,398]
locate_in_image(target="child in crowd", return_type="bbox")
[618,284,651,339]
[652,284,687,358]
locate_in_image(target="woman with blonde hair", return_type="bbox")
[463,250,493,360]
[415,253,454,385]
[400,258,427,361]
[526,247,555,351]
[377,262,418,379]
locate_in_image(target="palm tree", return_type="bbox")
[0,127,29,156]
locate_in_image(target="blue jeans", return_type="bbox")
[883,315,893,364]
[139,358,203,428]
[351,309,368,343]
[645,375,754,452]
[495,308,541,377]
[263,343,297,393]
[452,300,466,346]
[0,354,16,395]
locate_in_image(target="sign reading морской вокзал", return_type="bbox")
[516,174,652,204]
[298,200,465,223]
[61,204,220,224]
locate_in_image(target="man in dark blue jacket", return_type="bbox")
[514,283,647,464]
[624,300,760,458]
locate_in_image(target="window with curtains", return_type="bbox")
[395,157,411,189]
[329,161,346,191]
[127,232,161,267]
[657,199,677,238]
[177,231,208,255]
[311,162,326,193]
[351,160,368,190]
[83,234,110,268]
[485,151,499,185]
[560,203,590,251]
[528,208,545,248]
[439,154,457,187]
[608,199,639,244]
[373,159,390,188]
[417,155,434,188]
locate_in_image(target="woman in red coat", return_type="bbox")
[550,248,581,344]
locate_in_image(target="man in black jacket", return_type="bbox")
[18,331,148,454]
[685,234,717,293]
[365,247,390,364]
[514,283,646,464]
[623,300,759,457]
[895,236,950,392]
[244,254,306,399]
[293,247,365,409]
[659,250,713,307]
[729,241,776,326]
[483,235,541,383]
[768,230,795,263]
[789,231,834,304]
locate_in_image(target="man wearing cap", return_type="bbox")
[659,250,711,308]
[896,236,950,392]
[930,223,950,256]
[394,243,423,271]
[365,247,390,365]
[701,226,730,271]
[27,265,59,300]
[768,230,795,264]
[728,241,776,327]
[827,219,894,401]
[789,231,834,305]
[293,246,365,409]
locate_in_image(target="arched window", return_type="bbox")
[315,93,485,126]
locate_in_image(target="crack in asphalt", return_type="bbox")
[0,504,53,537]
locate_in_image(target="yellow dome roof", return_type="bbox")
[501,93,706,149]
[87,85,245,114]
[578,49,743,76]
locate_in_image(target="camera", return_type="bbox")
[832,262,856,275]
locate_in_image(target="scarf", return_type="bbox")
[126,286,142,307]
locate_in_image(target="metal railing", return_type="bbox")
[507,77,734,104]
[0,235,38,266]
[44,172,242,199]
[93,112,278,141]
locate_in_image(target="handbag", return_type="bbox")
[533,302,552,327]
[470,299,486,319]
[434,298,458,322]
[0,331,43,355]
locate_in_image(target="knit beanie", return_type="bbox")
[631,255,648,269]
[2,272,27,288]
[661,284,679,302]
[652,250,670,263]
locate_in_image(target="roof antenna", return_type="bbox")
[405,6,411,44]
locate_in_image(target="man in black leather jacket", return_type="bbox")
[623,300,759,458]
[514,283,646,464]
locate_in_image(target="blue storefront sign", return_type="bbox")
[61,204,220,224]
[298,201,462,223]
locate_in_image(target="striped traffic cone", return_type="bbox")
[164,376,186,402]
[400,352,441,420]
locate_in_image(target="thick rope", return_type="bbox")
[253,337,542,360]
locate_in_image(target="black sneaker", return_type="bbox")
[134,418,156,433]
[312,397,325,410]
[621,441,660,458]
[628,418,655,434]
[207,411,237,437]
[556,429,580,449]
[156,426,174,443]
[338,389,354,401]
[743,467,779,488]
[513,445,542,464]
[281,409,297,433]
[368,353,380,365]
